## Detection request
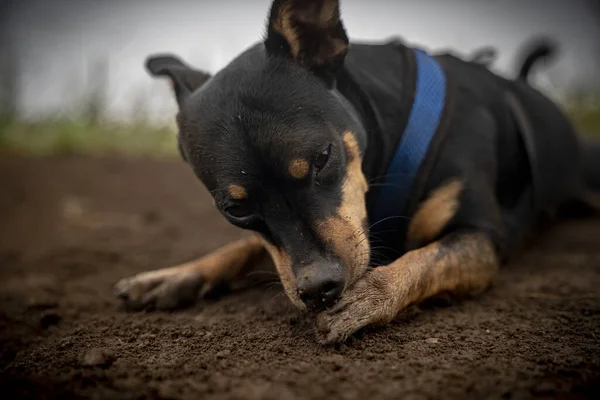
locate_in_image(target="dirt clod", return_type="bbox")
[215,349,231,359]
[81,348,116,368]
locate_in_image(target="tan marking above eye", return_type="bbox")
[407,180,464,245]
[227,184,247,200]
[288,158,310,179]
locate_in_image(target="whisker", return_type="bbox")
[349,214,409,241]
[368,215,410,231]
[368,228,403,238]
[244,271,279,278]
[264,281,283,290]
[355,234,370,247]
[367,171,412,184]
[369,245,403,255]
[268,291,286,303]
[247,277,279,288]
[368,182,409,190]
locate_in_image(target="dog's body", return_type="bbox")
[116,0,599,343]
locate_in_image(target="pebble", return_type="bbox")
[324,354,345,371]
[216,349,231,359]
[425,338,440,344]
[81,348,116,368]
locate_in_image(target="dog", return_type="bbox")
[115,0,600,344]
[468,46,497,67]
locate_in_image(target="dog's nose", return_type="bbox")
[296,262,344,310]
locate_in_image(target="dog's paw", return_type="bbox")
[316,268,397,344]
[114,268,206,311]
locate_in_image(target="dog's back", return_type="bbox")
[341,37,597,258]
[436,40,600,241]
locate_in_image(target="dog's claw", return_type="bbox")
[325,331,343,345]
[316,320,347,345]
[316,268,397,344]
[114,272,205,311]
[114,285,129,301]
[327,298,347,315]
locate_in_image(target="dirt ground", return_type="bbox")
[0,155,599,400]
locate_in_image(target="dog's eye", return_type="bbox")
[225,204,253,219]
[314,144,332,172]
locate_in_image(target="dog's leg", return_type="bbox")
[115,236,267,310]
[317,231,499,343]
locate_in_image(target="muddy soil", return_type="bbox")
[0,155,599,400]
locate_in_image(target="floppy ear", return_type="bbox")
[264,0,348,84]
[145,54,211,107]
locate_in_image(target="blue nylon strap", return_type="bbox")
[370,49,447,236]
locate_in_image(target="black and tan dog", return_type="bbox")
[115,0,599,344]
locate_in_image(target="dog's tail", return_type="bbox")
[516,37,559,83]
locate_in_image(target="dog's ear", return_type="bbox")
[470,47,497,67]
[145,54,211,107]
[264,0,348,85]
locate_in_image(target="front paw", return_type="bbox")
[316,268,397,344]
[114,268,206,311]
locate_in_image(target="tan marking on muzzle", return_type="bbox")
[259,237,305,310]
[288,158,310,179]
[227,184,247,200]
[315,131,369,285]
[407,180,464,245]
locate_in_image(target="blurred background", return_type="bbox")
[1,0,599,157]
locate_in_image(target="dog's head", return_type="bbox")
[146,0,369,311]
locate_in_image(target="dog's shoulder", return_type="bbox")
[403,52,527,254]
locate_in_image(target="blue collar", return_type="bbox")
[369,49,447,240]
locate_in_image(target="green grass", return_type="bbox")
[568,107,600,137]
[0,102,598,158]
[563,92,600,137]
[0,117,179,158]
